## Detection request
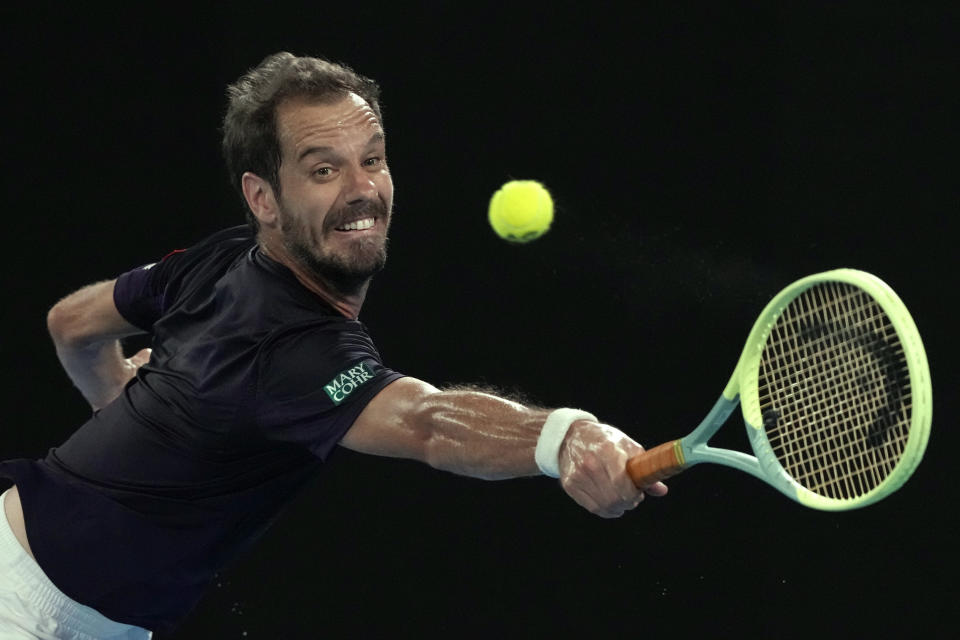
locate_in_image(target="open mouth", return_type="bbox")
[335,217,376,232]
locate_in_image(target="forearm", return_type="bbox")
[47,279,145,410]
[414,388,667,518]
[416,387,552,480]
[346,377,667,517]
[51,337,137,410]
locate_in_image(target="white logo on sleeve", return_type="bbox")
[323,362,375,405]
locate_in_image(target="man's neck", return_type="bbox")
[258,237,367,319]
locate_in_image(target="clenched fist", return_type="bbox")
[558,420,668,518]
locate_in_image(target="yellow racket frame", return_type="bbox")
[628,269,932,511]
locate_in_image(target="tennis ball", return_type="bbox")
[488,180,554,243]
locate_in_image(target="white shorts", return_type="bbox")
[0,488,153,639]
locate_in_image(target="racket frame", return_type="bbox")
[675,268,932,511]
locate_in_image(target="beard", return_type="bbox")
[277,197,390,296]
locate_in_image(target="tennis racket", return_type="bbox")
[626,269,931,510]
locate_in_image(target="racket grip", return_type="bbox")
[626,440,686,488]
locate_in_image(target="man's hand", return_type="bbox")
[558,420,668,518]
[113,346,152,398]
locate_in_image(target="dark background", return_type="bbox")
[2,2,957,638]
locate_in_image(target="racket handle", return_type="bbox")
[626,440,686,488]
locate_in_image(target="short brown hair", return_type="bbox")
[222,52,383,230]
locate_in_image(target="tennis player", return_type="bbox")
[0,52,667,638]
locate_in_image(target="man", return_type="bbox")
[0,52,667,638]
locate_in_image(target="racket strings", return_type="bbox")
[765,286,910,498]
[758,282,911,500]
[756,289,901,392]
[767,287,910,497]
[759,288,900,400]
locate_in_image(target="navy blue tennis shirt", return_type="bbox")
[0,226,405,633]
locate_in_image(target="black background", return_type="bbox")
[2,2,957,638]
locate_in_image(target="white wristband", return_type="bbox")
[535,408,598,478]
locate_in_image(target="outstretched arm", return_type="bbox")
[341,377,667,518]
[47,279,151,411]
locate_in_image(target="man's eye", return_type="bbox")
[364,157,383,167]
[314,167,333,177]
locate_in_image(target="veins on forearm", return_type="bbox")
[420,386,550,480]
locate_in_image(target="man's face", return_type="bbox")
[273,93,394,293]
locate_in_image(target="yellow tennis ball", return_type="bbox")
[488,180,554,243]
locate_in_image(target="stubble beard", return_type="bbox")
[278,198,390,296]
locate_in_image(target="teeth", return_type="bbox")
[338,218,375,231]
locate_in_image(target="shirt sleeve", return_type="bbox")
[112,249,185,331]
[254,320,405,459]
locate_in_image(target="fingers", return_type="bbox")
[129,348,152,368]
[559,421,668,518]
[563,481,642,519]
[562,468,644,518]
[644,481,669,497]
[613,436,669,497]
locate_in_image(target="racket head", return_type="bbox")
[735,269,931,511]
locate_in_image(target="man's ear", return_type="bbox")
[241,172,279,227]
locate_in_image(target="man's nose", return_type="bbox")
[343,167,378,205]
